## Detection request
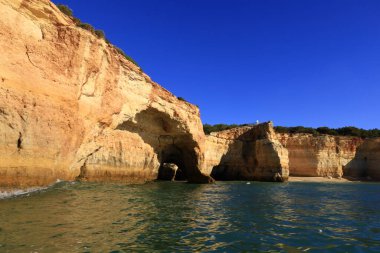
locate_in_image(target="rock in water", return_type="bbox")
[158,163,178,181]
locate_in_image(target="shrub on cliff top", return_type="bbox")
[316,127,338,135]
[55,3,141,68]
[203,124,242,134]
[95,30,105,39]
[78,23,95,34]
[114,47,140,67]
[72,17,81,25]
[204,124,380,138]
[57,4,73,17]
[274,126,380,138]
[275,126,318,135]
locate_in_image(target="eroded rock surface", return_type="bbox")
[0,0,212,187]
[204,122,289,182]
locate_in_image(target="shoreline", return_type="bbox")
[0,177,373,196]
[289,176,352,183]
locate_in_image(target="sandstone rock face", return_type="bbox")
[344,138,380,180]
[0,0,212,187]
[276,133,363,178]
[204,122,289,182]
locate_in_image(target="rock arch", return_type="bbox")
[116,107,212,183]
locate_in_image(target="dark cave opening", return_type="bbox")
[158,145,188,181]
[157,144,199,181]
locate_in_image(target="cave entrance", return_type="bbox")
[116,107,207,182]
[157,144,196,181]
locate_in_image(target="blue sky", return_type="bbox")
[52,0,380,129]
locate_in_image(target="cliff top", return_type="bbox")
[50,1,199,114]
[204,123,380,139]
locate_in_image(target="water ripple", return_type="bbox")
[1,181,380,252]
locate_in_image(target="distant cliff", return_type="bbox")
[276,133,363,178]
[205,127,379,181]
[344,138,380,180]
[204,122,289,182]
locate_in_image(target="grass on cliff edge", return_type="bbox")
[203,124,380,138]
[56,4,140,68]
[203,124,251,135]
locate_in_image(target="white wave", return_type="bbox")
[0,187,46,199]
[0,179,64,199]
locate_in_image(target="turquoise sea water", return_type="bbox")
[1,181,380,252]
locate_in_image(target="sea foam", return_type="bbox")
[0,179,63,199]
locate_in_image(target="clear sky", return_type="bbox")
[52,0,380,129]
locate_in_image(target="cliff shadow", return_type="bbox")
[343,142,368,180]
[210,127,264,181]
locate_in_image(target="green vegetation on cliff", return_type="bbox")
[114,47,140,67]
[204,123,380,138]
[203,123,250,134]
[56,3,139,68]
[275,126,380,138]
[56,4,72,17]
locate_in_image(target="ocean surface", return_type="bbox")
[1,181,380,252]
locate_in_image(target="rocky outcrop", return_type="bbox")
[157,163,178,181]
[205,124,379,181]
[204,122,289,181]
[0,0,212,187]
[276,133,363,178]
[344,138,380,180]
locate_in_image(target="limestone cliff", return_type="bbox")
[276,133,363,178]
[2,0,378,187]
[0,0,212,187]
[344,138,380,180]
[204,122,289,181]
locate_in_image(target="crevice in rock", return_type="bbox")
[17,111,26,122]
[75,146,102,180]
[76,161,87,180]
[77,146,102,164]
[0,107,8,116]
[40,26,45,40]
[17,132,23,151]
[25,45,39,68]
